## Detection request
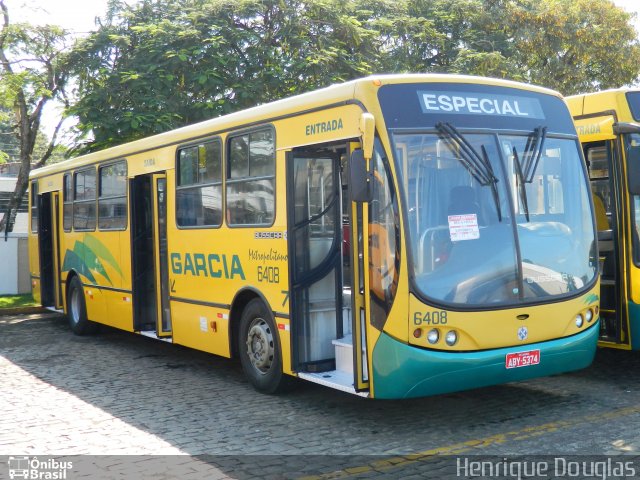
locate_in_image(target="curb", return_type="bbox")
[0,306,50,316]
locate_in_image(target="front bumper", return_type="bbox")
[371,320,599,399]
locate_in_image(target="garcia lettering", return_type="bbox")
[170,252,245,280]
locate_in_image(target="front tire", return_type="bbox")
[239,298,289,393]
[67,276,98,335]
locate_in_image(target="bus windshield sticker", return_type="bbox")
[448,214,479,242]
[418,91,545,119]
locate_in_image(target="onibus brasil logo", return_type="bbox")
[7,457,72,479]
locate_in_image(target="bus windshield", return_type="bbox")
[393,130,596,307]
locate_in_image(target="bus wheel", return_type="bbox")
[67,276,98,335]
[239,299,288,393]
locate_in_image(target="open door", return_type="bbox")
[152,174,172,337]
[288,151,343,371]
[287,146,370,394]
[130,173,171,337]
[38,191,63,309]
[584,140,628,345]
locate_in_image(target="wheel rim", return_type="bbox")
[70,287,81,325]
[246,317,274,375]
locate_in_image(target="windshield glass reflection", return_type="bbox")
[394,132,596,306]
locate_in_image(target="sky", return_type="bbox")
[10,0,640,33]
[11,0,114,34]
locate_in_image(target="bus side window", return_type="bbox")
[176,140,222,227]
[227,129,275,226]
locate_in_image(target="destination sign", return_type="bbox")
[418,91,545,119]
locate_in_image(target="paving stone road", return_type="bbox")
[2,312,640,479]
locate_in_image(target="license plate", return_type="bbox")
[505,349,540,369]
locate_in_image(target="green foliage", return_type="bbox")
[67,0,640,152]
[68,0,382,152]
[0,22,67,111]
[493,0,640,94]
[0,294,36,309]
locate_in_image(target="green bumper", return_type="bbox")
[628,302,640,350]
[372,321,600,399]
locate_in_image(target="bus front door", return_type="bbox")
[130,173,172,337]
[585,140,630,346]
[287,146,370,393]
[287,151,344,374]
[38,191,63,309]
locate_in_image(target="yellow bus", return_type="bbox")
[29,74,600,399]
[568,89,640,349]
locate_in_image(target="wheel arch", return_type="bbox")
[229,287,275,359]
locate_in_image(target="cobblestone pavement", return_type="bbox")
[2,313,640,479]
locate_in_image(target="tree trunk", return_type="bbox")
[0,166,29,235]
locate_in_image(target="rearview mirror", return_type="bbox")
[360,113,375,160]
[349,149,371,203]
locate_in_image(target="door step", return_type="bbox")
[332,333,368,379]
[298,371,369,397]
[333,334,354,373]
[138,330,173,343]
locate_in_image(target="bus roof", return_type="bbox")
[567,88,640,120]
[567,88,640,142]
[31,74,564,179]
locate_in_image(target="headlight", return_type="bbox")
[427,329,440,344]
[585,309,593,323]
[575,314,584,328]
[445,330,458,346]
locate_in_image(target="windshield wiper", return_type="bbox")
[436,122,492,185]
[436,122,502,222]
[512,146,530,222]
[523,126,547,183]
[512,126,547,221]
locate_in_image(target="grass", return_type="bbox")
[0,294,37,309]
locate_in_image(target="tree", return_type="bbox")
[484,0,640,94]
[368,0,640,90]
[0,107,67,165]
[0,0,71,232]
[68,0,640,152]
[69,0,379,152]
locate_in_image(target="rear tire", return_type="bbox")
[239,298,289,393]
[67,276,99,335]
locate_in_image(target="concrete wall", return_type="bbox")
[17,235,30,294]
[0,233,30,295]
